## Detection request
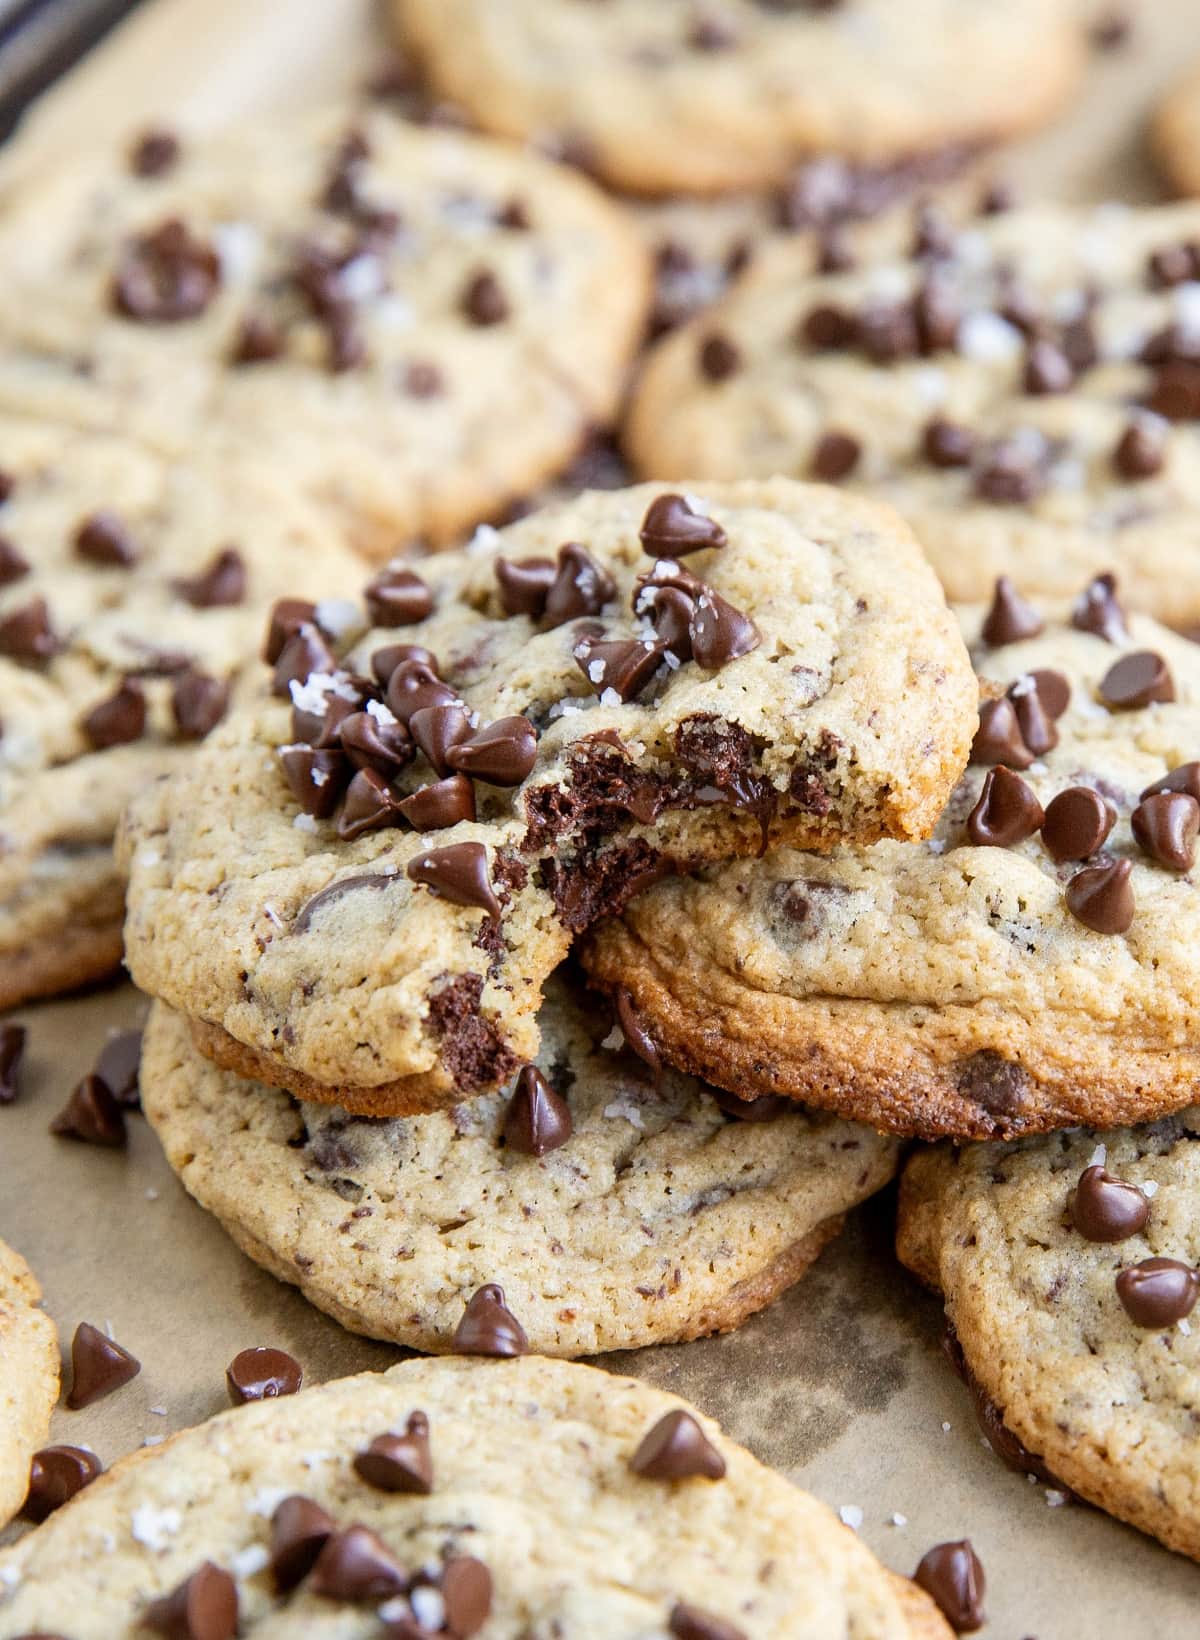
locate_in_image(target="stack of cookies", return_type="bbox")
[8,0,1200,1633]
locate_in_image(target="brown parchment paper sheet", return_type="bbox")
[3,2,1200,1633]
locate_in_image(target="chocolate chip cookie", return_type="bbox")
[584,577,1200,1139]
[0,105,649,558]
[0,416,362,1009]
[1153,60,1200,198]
[627,200,1200,625]
[395,0,1085,196]
[0,1353,951,1636]
[119,478,975,1115]
[141,970,898,1356]
[0,1238,59,1529]
[899,1112,1200,1561]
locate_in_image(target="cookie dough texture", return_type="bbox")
[1153,62,1200,198]
[142,977,898,1355]
[0,1239,59,1530]
[0,416,362,1008]
[119,479,974,1113]
[628,201,1200,624]
[898,1113,1200,1561]
[395,0,1084,195]
[0,1354,950,1636]
[585,600,1200,1140]
[0,105,649,557]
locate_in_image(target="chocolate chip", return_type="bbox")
[543,540,618,627]
[922,418,974,468]
[980,576,1043,646]
[688,14,739,49]
[0,535,29,585]
[969,698,1032,769]
[225,1346,303,1405]
[966,766,1043,847]
[409,703,472,775]
[445,716,538,785]
[337,767,405,839]
[337,709,410,775]
[913,1541,986,1634]
[1071,572,1128,643]
[232,311,285,364]
[365,567,433,626]
[979,179,1016,215]
[502,1065,572,1155]
[496,556,556,617]
[172,670,229,740]
[273,624,337,698]
[292,685,362,749]
[1023,338,1074,395]
[669,1603,746,1640]
[614,985,660,1073]
[1116,1257,1199,1327]
[0,597,58,662]
[404,358,444,397]
[407,841,501,918]
[50,1074,126,1147]
[113,218,220,322]
[399,774,476,830]
[690,588,760,668]
[1143,762,1200,804]
[173,546,246,608]
[82,679,146,749]
[270,1495,336,1592]
[1146,360,1200,420]
[629,1410,726,1481]
[1065,859,1135,934]
[1070,1165,1150,1243]
[1091,10,1130,49]
[280,745,350,818]
[814,225,855,273]
[264,599,317,664]
[66,1321,140,1408]
[461,268,509,325]
[643,583,695,659]
[1132,791,1199,871]
[973,440,1042,505]
[310,1525,407,1601]
[0,1023,26,1105]
[1041,787,1114,862]
[1025,668,1071,719]
[452,1283,528,1356]
[1146,243,1197,289]
[95,1029,142,1108]
[698,332,741,382]
[1006,675,1058,757]
[129,126,180,177]
[74,511,139,566]
[22,1445,102,1523]
[639,494,727,557]
[857,301,918,362]
[800,303,856,350]
[371,642,436,685]
[441,1557,493,1637]
[143,1562,238,1640]
[809,430,861,481]
[575,633,667,702]
[387,661,458,723]
[1098,651,1174,710]
[353,1411,433,1494]
[1113,417,1166,479]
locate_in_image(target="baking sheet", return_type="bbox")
[3,2,1200,1634]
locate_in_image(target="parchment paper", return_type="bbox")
[2,3,1199,1633]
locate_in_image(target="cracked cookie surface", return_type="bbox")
[119,478,974,1113]
[0,415,362,1008]
[628,201,1200,624]
[0,105,649,558]
[0,1353,949,1637]
[395,0,1083,195]
[585,584,1200,1139]
[142,975,898,1356]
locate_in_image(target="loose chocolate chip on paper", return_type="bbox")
[502,1065,573,1156]
[0,1022,26,1104]
[1116,1257,1199,1327]
[1040,787,1114,863]
[95,1029,142,1108]
[1064,859,1135,935]
[66,1321,140,1408]
[353,1411,433,1494]
[1070,1165,1150,1243]
[226,1346,303,1405]
[452,1283,528,1357]
[630,1410,726,1481]
[50,1075,127,1147]
[913,1540,986,1634]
